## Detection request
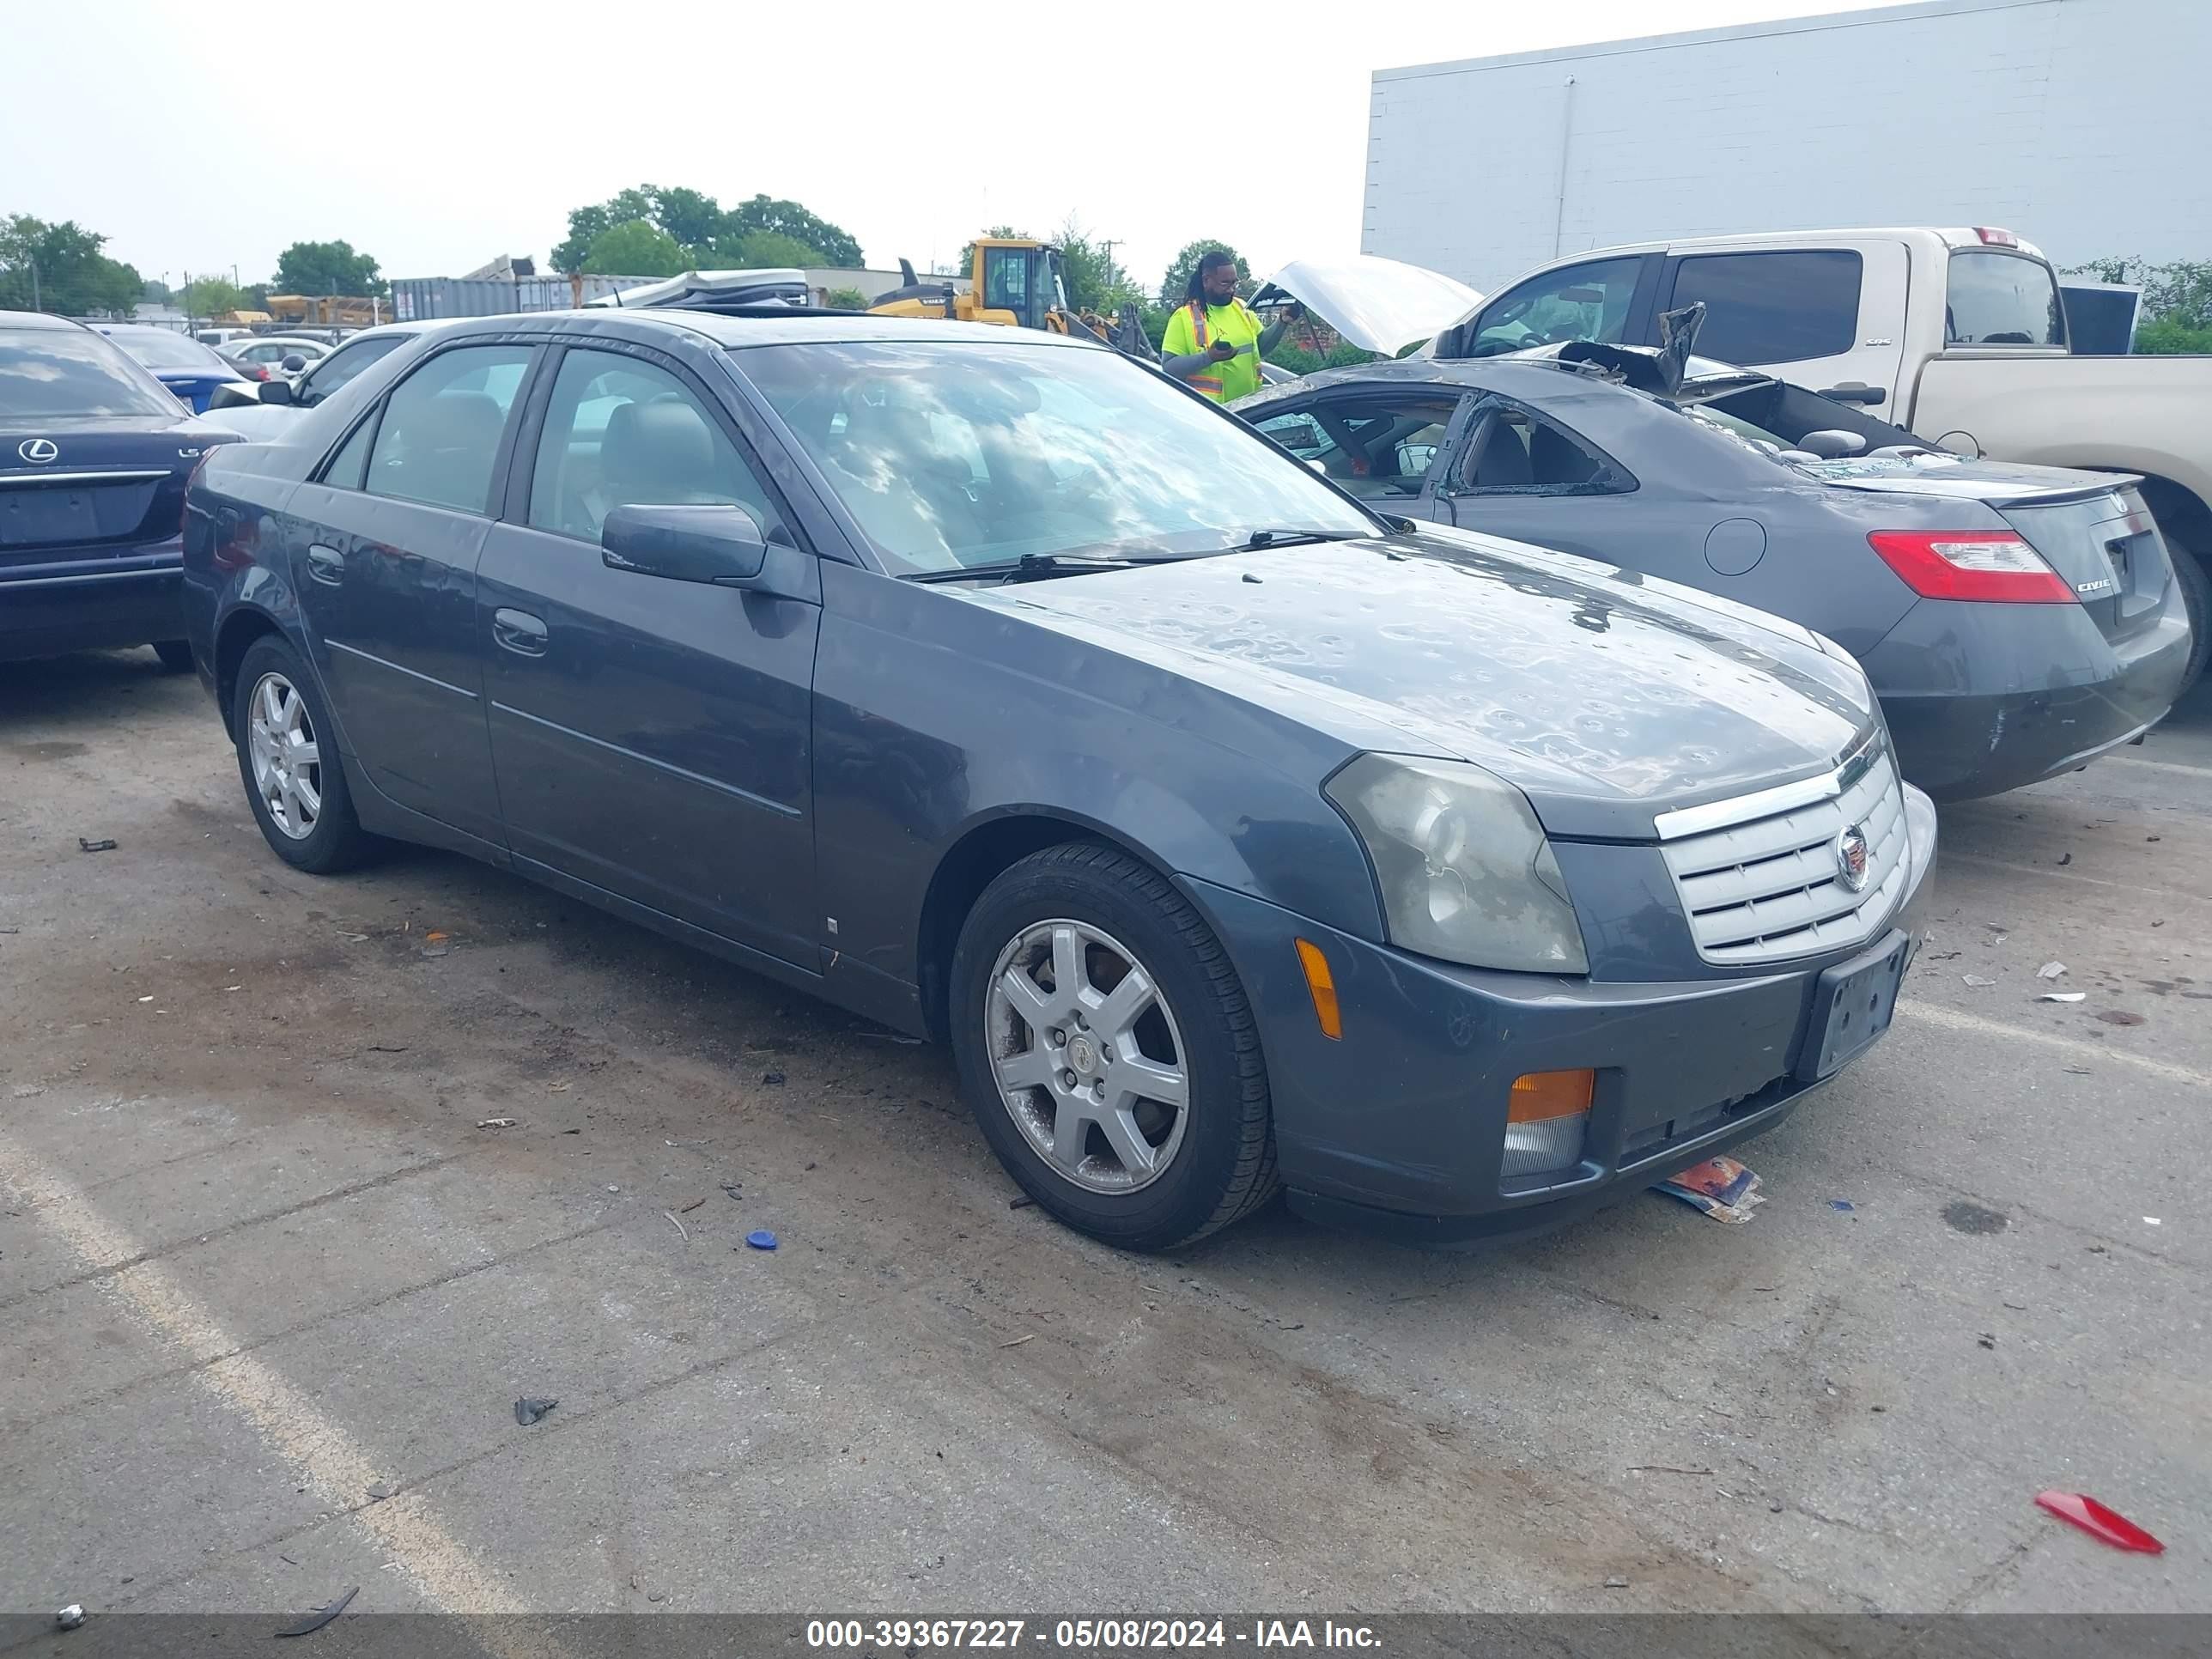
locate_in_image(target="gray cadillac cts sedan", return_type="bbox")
[181,313,1936,1250]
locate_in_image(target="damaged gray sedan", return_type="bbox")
[1234,348,2191,799]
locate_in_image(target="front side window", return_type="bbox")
[741,339,1376,574]
[527,349,784,544]
[364,344,533,514]
[1946,252,2064,347]
[1469,257,1643,356]
[1255,395,1461,499]
[0,325,179,417]
[1668,250,1863,363]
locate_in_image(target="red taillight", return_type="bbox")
[1973,226,2021,248]
[240,362,270,381]
[1867,531,2074,604]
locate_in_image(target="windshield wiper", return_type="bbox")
[905,552,1187,586]
[1237,527,1374,550]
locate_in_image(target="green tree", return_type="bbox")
[552,186,656,273]
[2135,317,2212,355]
[1158,238,1254,308]
[0,216,143,316]
[723,195,860,267]
[273,240,385,297]
[702,229,826,270]
[142,276,173,304]
[582,220,687,276]
[826,286,869,310]
[650,185,725,253]
[2064,256,2212,341]
[183,276,247,319]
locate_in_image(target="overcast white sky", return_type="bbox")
[6,0,1889,294]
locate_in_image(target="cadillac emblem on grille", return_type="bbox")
[1835,823,1872,893]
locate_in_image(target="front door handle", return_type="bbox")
[492,607,549,657]
[306,544,344,585]
[1815,383,1888,405]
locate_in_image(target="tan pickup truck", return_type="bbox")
[1437,227,2210,686]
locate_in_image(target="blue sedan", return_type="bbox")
[94,324,251,414]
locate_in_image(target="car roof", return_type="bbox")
[438,307,1098,352]
[0,308,92,333]
[1241,356,1613,403]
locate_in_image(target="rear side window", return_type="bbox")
[364,344,533,514]
[1460,399,1626,493]
[1667,251,1862,363]
[526,348,784,543]
[0,325,179,417]
[304,334,404,403]
[1947,252,2064,346]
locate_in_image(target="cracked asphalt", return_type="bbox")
[3,650,2207,1620]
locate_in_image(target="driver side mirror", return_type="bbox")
[257,378,295,407]
[601,503,768,586]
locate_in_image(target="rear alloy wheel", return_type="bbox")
[152,639,195,674]
[2168,537,2210,693]
[951,842,1278,1251]
[231,636,372,873]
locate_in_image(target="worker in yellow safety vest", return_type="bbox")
[1158,250,1299,403]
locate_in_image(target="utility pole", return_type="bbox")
[28,259,38,313]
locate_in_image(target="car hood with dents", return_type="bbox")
[966,528,1875,840]
[1252,256,1482,356]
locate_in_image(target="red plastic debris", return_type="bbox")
[2035,1491,2164,1553]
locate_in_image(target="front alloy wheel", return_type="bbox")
[987,918,1190,1193]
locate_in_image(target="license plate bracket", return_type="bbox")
[1798,931,1911,1081]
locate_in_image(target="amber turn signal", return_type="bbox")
[1293,938,1342,1041]
[1508,1069,1595,1122]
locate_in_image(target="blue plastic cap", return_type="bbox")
[745,1230,779,1250]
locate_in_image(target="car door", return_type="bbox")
[282,340,536,843]
[1248,388,1477,522]
[1442,254,1661,359]
[1657,243,1910,417]
[476,340,822,969]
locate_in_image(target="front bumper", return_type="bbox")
[1866,597,2192,801]
[1182,787,1937,1246]
[0,542,186,663]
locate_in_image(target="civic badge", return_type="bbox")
[18,437,59,465]
[1835,823,1871,894]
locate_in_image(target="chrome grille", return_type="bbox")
[1657,734,1908,967]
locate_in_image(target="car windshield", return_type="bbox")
[109,330,232,372]
[739,338,1377,574]
[0,325,182,417]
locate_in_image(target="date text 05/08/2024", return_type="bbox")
[805,1619,1382,1650]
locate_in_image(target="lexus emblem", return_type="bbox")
[1835,824,1872,894]
[18,437,58,465]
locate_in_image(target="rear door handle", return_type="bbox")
[306,544,344,585]
[492,607,548,657]
[1815,383,1888,405]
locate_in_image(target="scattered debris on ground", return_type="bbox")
[274,1585,358,1638]
[1963,974,1996,988]
[76,838,116,854]
[2039,961,2068,980]
[2039,993,2087,1003]
[2035,1491,2163,1553]
[514,1396,558,1426]
[56,1605,84,1631]
[745,1230,779,1251]
[476,1117,516,1129]
[1652,1156,1764,1223]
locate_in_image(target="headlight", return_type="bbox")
[1325,755,1588,974]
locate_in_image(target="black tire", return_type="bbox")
[2168,535,2210,694]
[950,842,1278,1251]
[152,639,195,674]
[231,635,374,873]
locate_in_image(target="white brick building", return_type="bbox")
[1363,0,2212,292]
